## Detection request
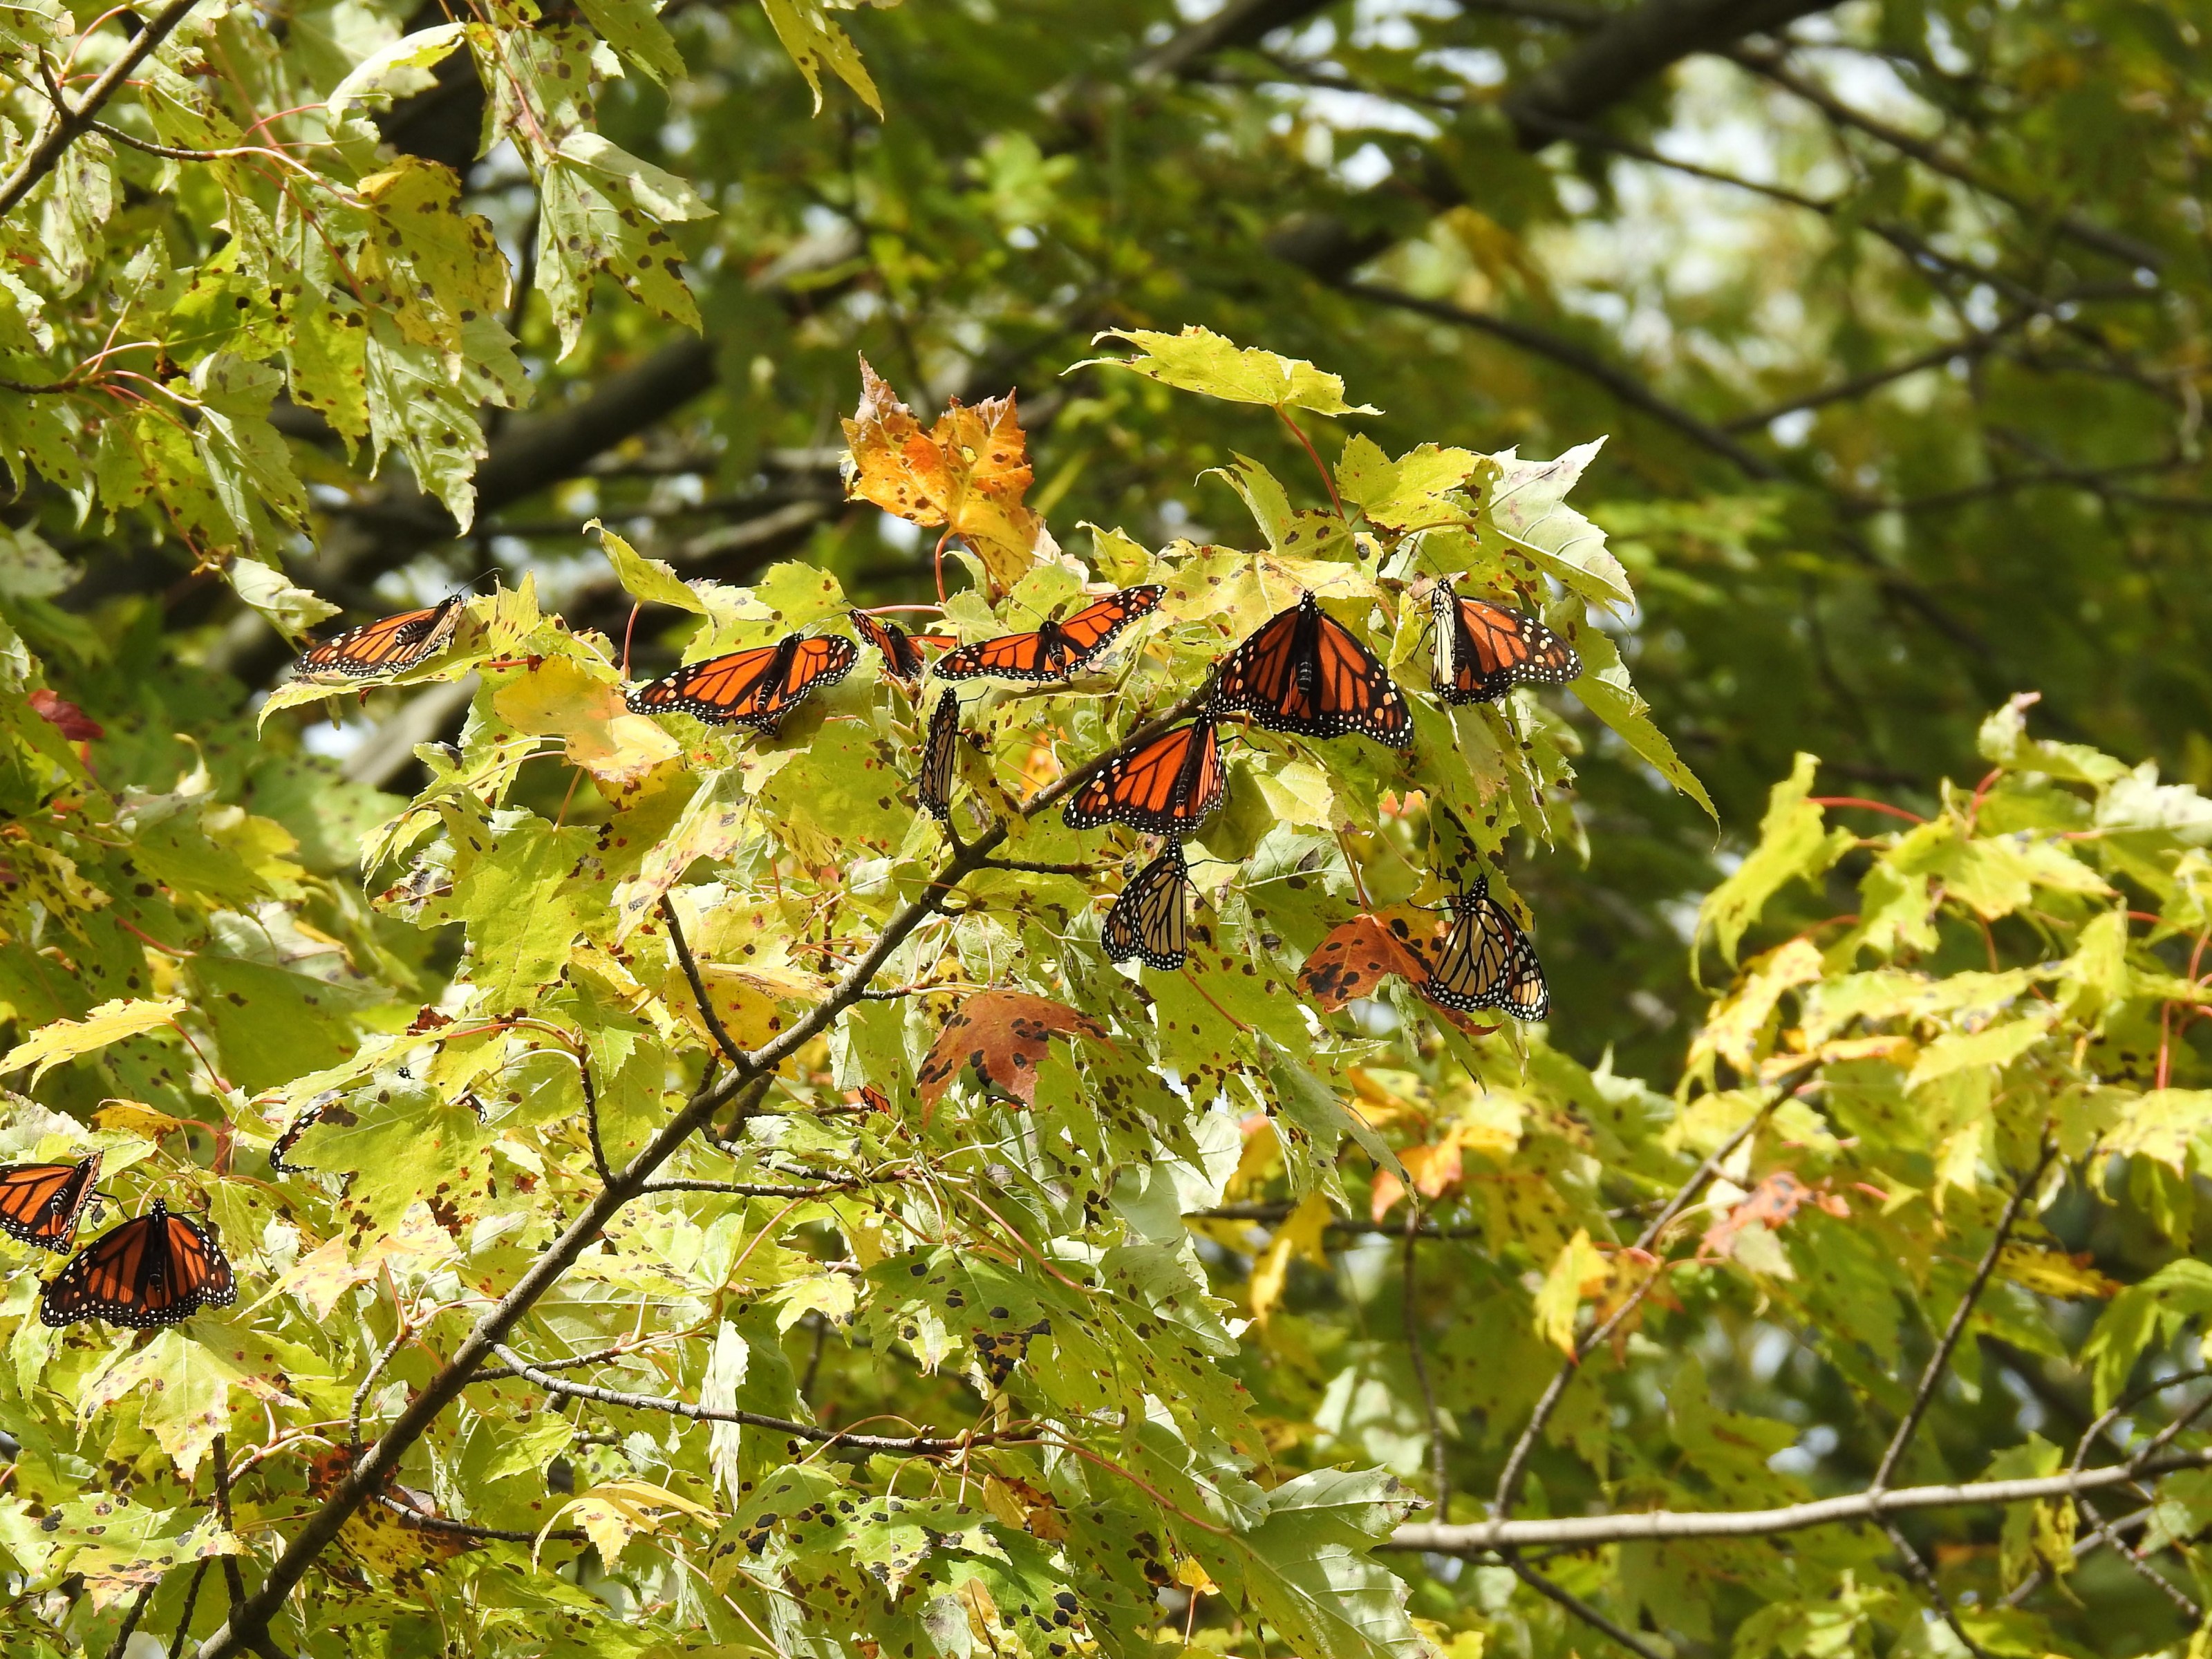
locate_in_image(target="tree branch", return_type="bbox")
[1335,279,1784,482]
[0,0,207,220]
[192,684,1218,1658]
[1391,1446,2212,1553]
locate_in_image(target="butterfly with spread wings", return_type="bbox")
[1211,591,1411,747]
[1428,577,1581,704]
[39,1199,237,1329]
[1103,839,1190,971]
[296,595,464,679]
[1420,874,1550,1021]
[934,585,1165,682]
[917,688,960,823]
[0,1153,101,1251]
[626,633,859,732]
[1063,716,1226,835]
[850,610,957,688]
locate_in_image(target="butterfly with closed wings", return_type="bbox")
[39,1198,237,1329]
[296,595,464,679]
[934,585,1165,682]
[1212,590,1412,747]
[626,633,859,733]
[850,610,957,688]
[1063,716,1226,836]
[1428,577,1581,704]
[1420,874,1550,1021]
[0,1153,102,1251]
[917,688,961,823]
[1103,839,1191,971]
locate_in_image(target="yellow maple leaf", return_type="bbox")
[1249,1191,1331,1330]
[841,357,1059,594]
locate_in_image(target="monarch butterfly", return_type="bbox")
[1063,717,1226,835]
[850,610,956,687]
[1421,875,1550,1021]
[934,585,1165,682]
[296,595,465,679]
[626,634,859,732]
[0,1153,101,1251]
[918,688,959,823]
[39,1199,237,1329]
[1103,840,1190,971]
[1211,591,1411,747]
[1429,578,1581,704]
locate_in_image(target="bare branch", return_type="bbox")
[1879,1517,1997,1659]
[1393,1446,2212,1553]
[0,0,207,220]
[1138,0,1337,81]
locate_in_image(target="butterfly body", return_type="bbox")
[851,610,955,687]
[626,634,859,731]
[1212,592,1411,747]
[0,1153,102,1251]
[1064,717,1224,834]
[40,1198,237,1329]
[1103,839,1190,970]
[1422,875,1550,1020]
[1429,579,1581,704]
[918,688,960,822]
[934,585,1165,682]
[296,596,463,679]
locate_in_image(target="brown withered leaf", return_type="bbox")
[917,990,1112,1106]
[1297,914,1436,1010]
[841,357,1060,594]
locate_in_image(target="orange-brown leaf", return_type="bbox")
[1297,914,1435,1010]
[916,990,1111,1106]
[841,357,1058,594]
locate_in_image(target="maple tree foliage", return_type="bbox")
[10,0,2212,1655]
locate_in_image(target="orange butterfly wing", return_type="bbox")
[1420,877,1551,1020]
[936,585,1163,682]
[627,635,856,731]
[297,597,462,679]
[40,1201,236,1330]
[1432,581,1581,704]
[1214,593,1410,747]
[852,610,947,684]
[0,1154,100,1251]
[1063,719,1224,834]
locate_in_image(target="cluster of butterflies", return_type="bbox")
[0,1152,236,1330]
[299,571,1580,1018]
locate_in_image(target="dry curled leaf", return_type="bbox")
[841,358,1060,594]
[916,990,1112,1106]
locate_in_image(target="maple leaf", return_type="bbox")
[840,357,1060,594]
[1296,914,1435,1010]
[916,989,1112,1105]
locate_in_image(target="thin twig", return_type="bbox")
[1506,1555,1665,1659]
[1881,1517,1997,1659]
[1492,1070,1808,1519]
[0,0,207,218]
[488,1344,1022,1452]
[212,1434,247,1620]
[106,1582,154,1659]
[661,896,748,1071]
[1872,1141,2054,1491]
